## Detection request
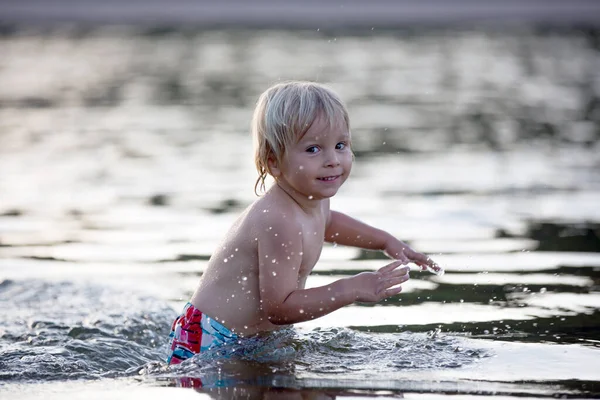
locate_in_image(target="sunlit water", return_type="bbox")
[0,25,599,398]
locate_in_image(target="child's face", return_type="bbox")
[272,116,352,200]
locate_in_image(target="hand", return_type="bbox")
[349,260,410,303]
[384,239,442,274]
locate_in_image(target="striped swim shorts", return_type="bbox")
[167,302,238,365]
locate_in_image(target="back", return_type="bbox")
[190,187,329,337]
[190,199,269,337]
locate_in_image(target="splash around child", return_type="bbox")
[167,81,441,365]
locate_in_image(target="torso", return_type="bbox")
[190,186,328,337]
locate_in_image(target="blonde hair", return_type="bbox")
[251,81,350,194]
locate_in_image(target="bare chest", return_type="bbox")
[298,221,326,278]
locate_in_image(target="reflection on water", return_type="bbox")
[0,25,599,398]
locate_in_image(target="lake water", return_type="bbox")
[0,25,599,399]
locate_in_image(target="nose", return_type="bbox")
[324,149,340,167]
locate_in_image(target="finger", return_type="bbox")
[385,267,410,278]
[383,275,410,289]
[383,285,403,298]
[387,254,409,265]
[406,249,433,265]
[428,262,442,272]
[417,260,441,272]
[378,273,410,292]
[378,260,404,273]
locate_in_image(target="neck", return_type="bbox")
[272,180,322,213]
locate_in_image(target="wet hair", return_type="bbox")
[251,81,350,195]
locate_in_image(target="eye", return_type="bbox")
[305,146,319,154]
[335,142,347,150]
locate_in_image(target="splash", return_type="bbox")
[152,326,490,388]
[0,279,173,382]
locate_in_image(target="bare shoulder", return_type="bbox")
[246,191,302,238]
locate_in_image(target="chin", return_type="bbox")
[313,189,339,199]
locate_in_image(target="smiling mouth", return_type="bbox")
[317,175,340,181]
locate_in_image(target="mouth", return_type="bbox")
[317,175,341,182]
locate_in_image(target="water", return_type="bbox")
[1,25,599,399]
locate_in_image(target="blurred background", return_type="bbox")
[0,0,599,397]
[1,0,599,244]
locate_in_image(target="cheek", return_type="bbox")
[282,158,309,177]
[291,164,308,176]
[342,153,353,169]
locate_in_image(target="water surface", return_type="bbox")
[1,26,599,398]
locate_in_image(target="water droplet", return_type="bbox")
[272,259,277,263]
[235,248,238,252]
[272,271,277,276]
[308,195,313,200]
[224,258,228,263]
[242,276,247,281]
[231,294,235,298]
[299,252,303,255]
[299,309,304,314]
[299,165,304,170]
[244,325,248,329]
[330,297,336,301]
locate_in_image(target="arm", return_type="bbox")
[325,210,439,270]
[258,217,410,325]
[324,210,393,251]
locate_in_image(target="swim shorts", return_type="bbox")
[167,302,238,365]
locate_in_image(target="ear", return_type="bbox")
[267,156,281,178]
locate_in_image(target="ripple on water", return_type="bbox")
[0,279,174,382]
[295,328,490,375]
[155,326,491,388]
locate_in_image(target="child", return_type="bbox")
[167,81,440,365]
